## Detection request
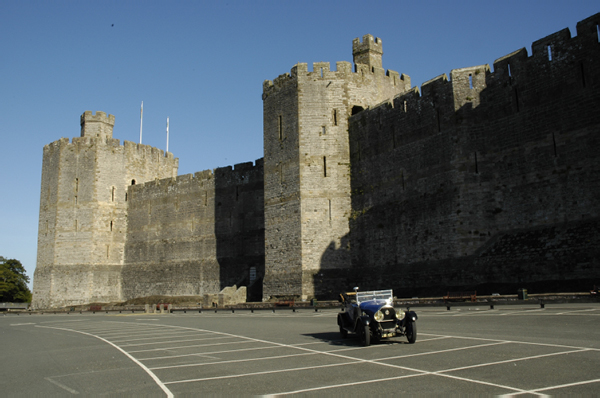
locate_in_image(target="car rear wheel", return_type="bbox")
[406,321,417,344]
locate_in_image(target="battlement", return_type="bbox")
[43,136,175,160]
[130,158,263,194]
[80,111,115,139]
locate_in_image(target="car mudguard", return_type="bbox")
[404,311,418,322]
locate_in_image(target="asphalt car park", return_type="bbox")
[2,302,600,396]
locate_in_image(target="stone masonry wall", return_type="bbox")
[346,13,600,297]
[122,160,264,302]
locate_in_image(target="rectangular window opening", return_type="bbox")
[322,126,326,135]
[323,157,327,177]
[328,199,332,222]
[112,187,115,202]
[403,100,407,112]
[333,109,338,126]
[469,74,473,89]
[508,63,512,77]
[278,115,283,140]
[110,221,113,232]
[548,45,552,61]
[597,24,600,43]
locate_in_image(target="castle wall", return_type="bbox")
[346,13,600,296]
[122,160,264,301]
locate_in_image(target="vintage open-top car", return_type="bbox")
[337,288,417,346]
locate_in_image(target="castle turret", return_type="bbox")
[353,34,383,69]
[80,110,115,140]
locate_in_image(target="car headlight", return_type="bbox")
[396,310,404,320]
[374,310,384,321]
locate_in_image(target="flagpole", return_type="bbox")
[166,117,169,154]
[139,101,143,144]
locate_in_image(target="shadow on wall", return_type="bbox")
[214,160,265,302]
[312,234,352,300]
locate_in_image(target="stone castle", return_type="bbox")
[32,13,600,308]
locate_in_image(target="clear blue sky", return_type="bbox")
[1,1,598,289]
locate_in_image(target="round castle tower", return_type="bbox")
[32,111,178,308]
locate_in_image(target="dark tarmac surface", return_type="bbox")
[2,302,599,396]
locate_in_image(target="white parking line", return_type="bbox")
[119,335,234,348]
[519,377,600,395]
[36,325,174,398]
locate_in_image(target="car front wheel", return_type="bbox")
[358,321,370,347]
[406,321,417,344]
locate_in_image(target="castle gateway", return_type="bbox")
[33,13,600,308]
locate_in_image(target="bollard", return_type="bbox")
[490,304,494,310]
[199,309,202,313]
[446,306,451,311]
[232,309,235,313]
[540,300,545,309]
[251,309,254,313]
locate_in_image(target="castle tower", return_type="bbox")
[32,111,178,308]
[262,35,410,300]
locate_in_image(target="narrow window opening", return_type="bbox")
[507,63,512,77]
[597,24,600,42]
[236,186,239,201]
[249,266,257,284]
[323,157,327,177]
[322,126,326,135]
[547,45,552,61]
[401,170,405,191]
[125,192,128,202]
[469,74,473,89]
[204,191,207,206]
[552,131,557,157]
[110,221,113,232]
[328,199,332,222]
[131,179,136,185]
[106,245,110,258]
[320,68,324,78]
[333,109,338,126]
[371,66,375,73]
[278,115,283,140]
[111,187,115,202]
[75,219,78,232]
[403,100,407,112]
[75,195,78,205]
